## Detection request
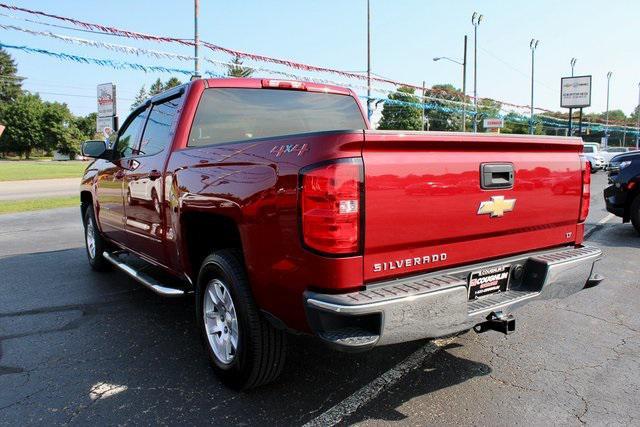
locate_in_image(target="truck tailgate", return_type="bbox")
[362,131,584,282]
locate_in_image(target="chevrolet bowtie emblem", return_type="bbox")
[477,196,516,217]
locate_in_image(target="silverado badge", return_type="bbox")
[477,196,516,217]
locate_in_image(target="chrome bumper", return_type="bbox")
[304,246,602,350]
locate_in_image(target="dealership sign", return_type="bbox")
[483,118,504,129]
[97,83,116,117]
[560,76,591,108]
[96,115,114,135]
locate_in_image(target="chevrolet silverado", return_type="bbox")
[80,78,603,389]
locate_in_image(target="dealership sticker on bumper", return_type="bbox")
[468,264,510,299]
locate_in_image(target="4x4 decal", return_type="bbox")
[270,143,309,157]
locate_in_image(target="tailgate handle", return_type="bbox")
[481,164,514,189]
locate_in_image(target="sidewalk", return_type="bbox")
[0,178,80,201]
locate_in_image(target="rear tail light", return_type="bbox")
[300,158,363,255]
[579,155,591,222]
[262,79,307,90]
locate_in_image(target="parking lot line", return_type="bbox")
[303,340,447,427]
[597,213,616,224]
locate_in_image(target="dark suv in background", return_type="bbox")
[605,151,640,234]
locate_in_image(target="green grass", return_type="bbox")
[0,195,79,215]
[0,160,88,181]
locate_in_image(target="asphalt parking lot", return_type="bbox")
[1,172,638,425]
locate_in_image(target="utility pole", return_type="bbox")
[471,12,483,133]
[529,39,539,135]
[568,58,576,136]
[462,35,467,132]
[422,80,426,131]
[193,0,200,79]
[432,35,467,132]
[605,71,612,149]
[367,0,372,122]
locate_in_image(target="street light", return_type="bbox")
[605,71,612,149]
[471,12,483,133]
[529,39,539,135]
[433,35,468,132]
[570,57,577,77]
[192,0,200,79]
[366,0,372,122]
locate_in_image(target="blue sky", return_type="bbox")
[1,0,639,119]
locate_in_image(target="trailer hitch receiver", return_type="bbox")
[474,311,516,335]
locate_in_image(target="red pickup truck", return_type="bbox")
[80,78,602,389]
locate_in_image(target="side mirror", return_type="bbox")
[81,140,108,158]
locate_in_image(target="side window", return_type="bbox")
[115,108,147,158]
[139,96,182,156]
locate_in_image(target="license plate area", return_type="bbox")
[468,264,510,300]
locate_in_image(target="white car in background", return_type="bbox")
[601,147,636,166]
[582,143,606,172]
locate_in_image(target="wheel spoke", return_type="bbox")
[215,282,225,305]
[222,290,233,310]
[225,336,233,359]
[229,331,238,349]
[207,287,219,306]
[202,278,239,365]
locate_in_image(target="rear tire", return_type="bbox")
[630,195,640,235]
[196,249,286,389]
[83,205,111,271]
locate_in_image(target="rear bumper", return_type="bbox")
[304,246,602,351]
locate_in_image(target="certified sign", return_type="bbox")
[483,118,504,129]
[561,76,591,108]
[96,115,113,135]
[97,83,116,117]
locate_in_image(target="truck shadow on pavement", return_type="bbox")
[588,223,640,249]
[0,248,491,425]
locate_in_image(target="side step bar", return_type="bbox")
[103,251,185,297]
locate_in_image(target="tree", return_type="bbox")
[377,86,423,131]
[40,101,86,157]
[605,109,627,122]
[149,78,164,96]
[133,78,182,110]
[425,84,466,131]
[0,93,44,159]
[132,85,148,109]
[74,112,98,139]
[0,48,22,103]
[227,56,254,77]
[54,122,85,158]
[164,77,182,90]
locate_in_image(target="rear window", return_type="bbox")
[583,146,595,153]
[188,88,366,147]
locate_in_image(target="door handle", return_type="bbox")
[480,163,514,189]
[148,170,162,181]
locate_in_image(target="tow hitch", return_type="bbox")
[474,311,516,335]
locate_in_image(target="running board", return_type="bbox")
[103,251,185,297]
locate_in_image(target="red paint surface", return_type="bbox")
[81,78,587,333]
